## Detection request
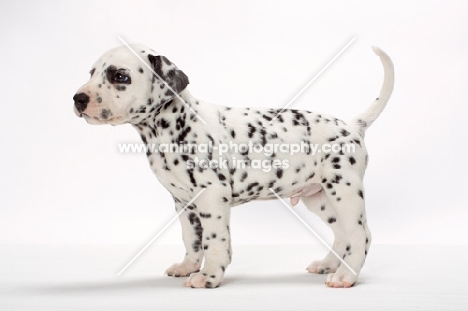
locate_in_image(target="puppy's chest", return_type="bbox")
[145,138,191,187]
[140,121,214,192]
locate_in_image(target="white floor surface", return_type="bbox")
[0,245,466,310]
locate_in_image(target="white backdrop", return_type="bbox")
[0,0,467,246]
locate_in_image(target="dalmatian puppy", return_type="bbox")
[73,45,394,288]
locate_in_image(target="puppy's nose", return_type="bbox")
[73,93,90,112]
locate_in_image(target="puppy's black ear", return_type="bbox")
[148,54,189,95]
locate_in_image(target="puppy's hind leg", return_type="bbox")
[321,178,370,288]
[302,190,346,275]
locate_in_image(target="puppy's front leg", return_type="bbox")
[183,189,231,288]
[165,200,204,277]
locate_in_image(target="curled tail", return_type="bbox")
[353,46,394,131]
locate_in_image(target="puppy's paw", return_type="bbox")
[183,271,223,288]
[325,271,357,288]
[306,259,339,274]
[165,260,200,278]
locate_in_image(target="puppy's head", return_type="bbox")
[73,44,189,125]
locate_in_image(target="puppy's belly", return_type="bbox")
[290,184,323,206]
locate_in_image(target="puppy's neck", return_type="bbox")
[132,89,201,143]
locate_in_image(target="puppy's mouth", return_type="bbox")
[74,104,126,125]
[74,106,84,118]
[81,112,123,125]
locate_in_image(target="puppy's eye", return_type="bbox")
[113,72,131,84]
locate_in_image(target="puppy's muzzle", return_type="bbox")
[73,93,90,113]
